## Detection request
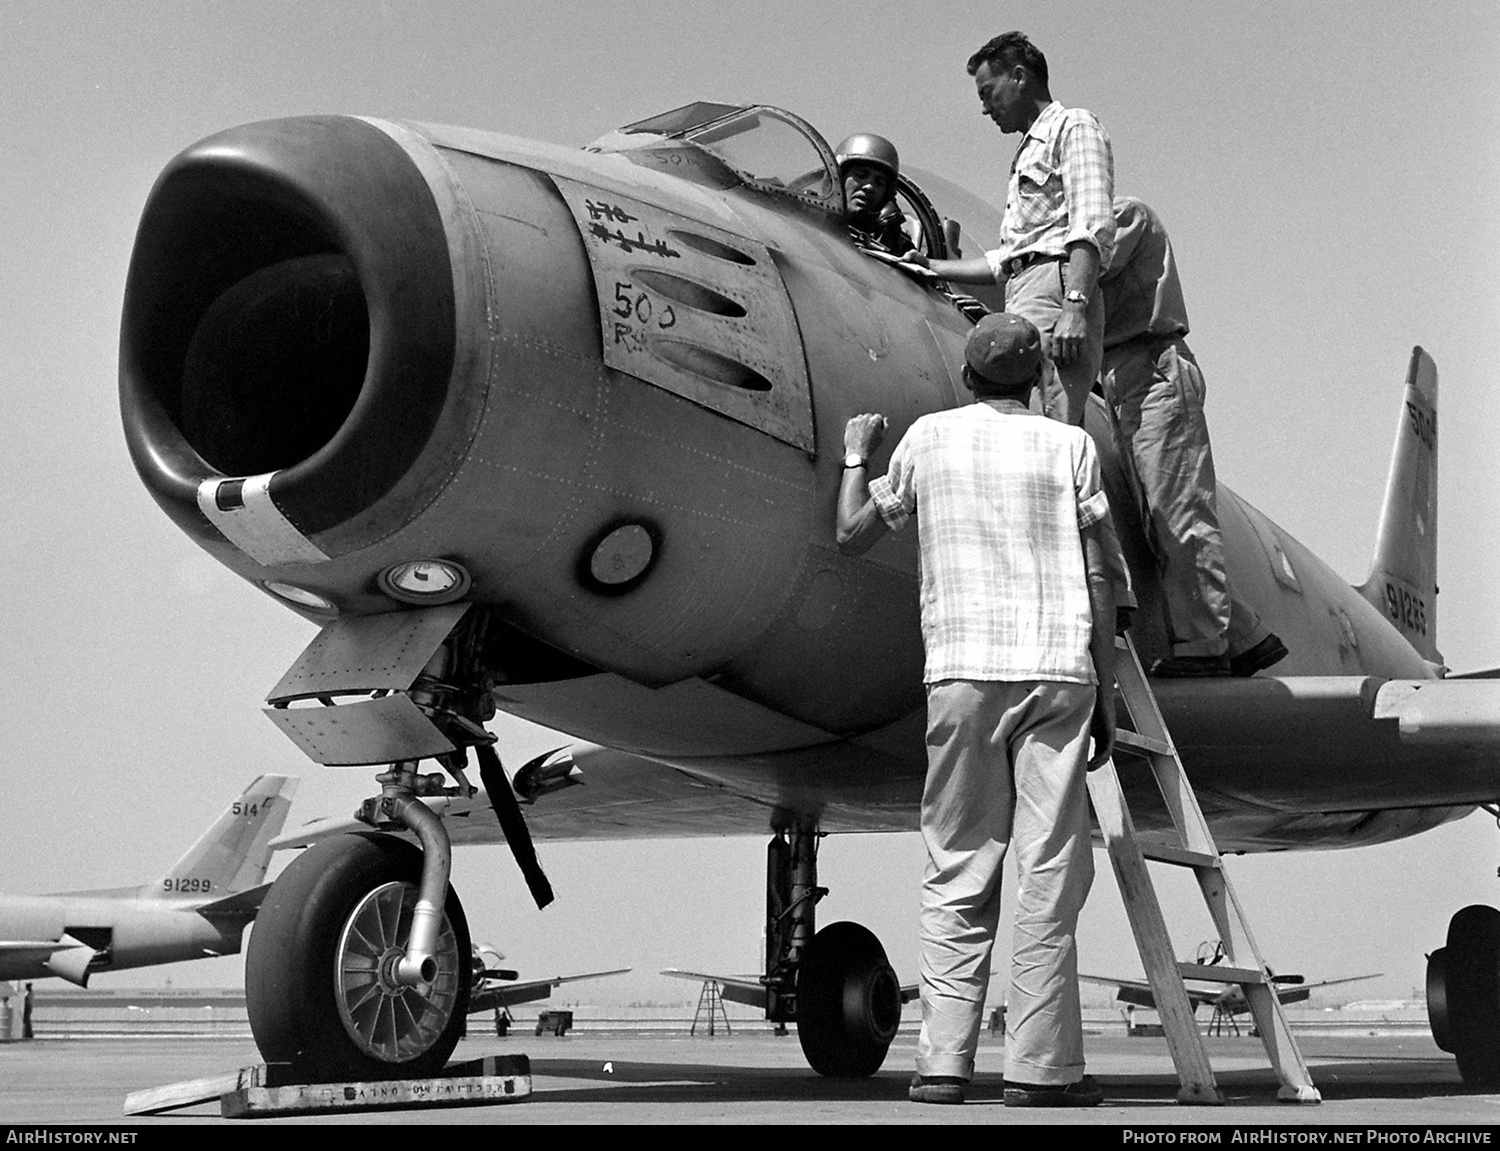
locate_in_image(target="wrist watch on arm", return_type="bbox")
[843,452,866,469]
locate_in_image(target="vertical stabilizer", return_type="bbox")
[152,775,299,898]
[1356,347,1441,664]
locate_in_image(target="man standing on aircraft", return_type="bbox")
[1101,196,1287,677]
[904,31,1114,427]
[836,313,1117,1108]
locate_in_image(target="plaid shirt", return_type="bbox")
[868,403,1112,685]
[986,101,1116,277]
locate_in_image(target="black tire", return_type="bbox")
[1427,946,1453,1053]
[1445,905,1500,1085]
[246,833,470,1083]
[796,921,902,1078]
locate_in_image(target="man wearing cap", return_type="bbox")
[904,32,1113,427]
[836,312,1120,1108]
[1101,196,1287,678]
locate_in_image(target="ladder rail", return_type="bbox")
[1096,633,1320,1104]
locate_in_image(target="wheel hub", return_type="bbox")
[335,880,462,1063]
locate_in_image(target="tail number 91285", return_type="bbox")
[1385,582,1428,637]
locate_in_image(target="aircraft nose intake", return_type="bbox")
[120,115,458,547]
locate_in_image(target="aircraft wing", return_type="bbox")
[1272,973,1383,1006]
[1079,973,1220,1010]
[661,967,921,1007]
[469,968,631,1014]
[661,967,773,1010]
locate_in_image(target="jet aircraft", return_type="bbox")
[117,101,1500,1085]
[0,776,295,985]
[1082,940,1381,1036]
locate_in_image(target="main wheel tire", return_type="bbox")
[1444,905,1500,1085]
[1427,946,1453,1053]
[796,921,902,1078]
[246,833,470,1083]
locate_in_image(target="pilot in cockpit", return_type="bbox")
[835,134,917,257]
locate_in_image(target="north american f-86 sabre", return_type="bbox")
[118,101,1500,1084]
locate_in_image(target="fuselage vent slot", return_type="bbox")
[667,230,757,265]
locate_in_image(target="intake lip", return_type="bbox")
[120,115,457,548]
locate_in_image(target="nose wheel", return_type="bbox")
[246,833,470,1082]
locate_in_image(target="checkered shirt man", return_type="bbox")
[868,403,1110,686]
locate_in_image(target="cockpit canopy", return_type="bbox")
[598,103,842,212]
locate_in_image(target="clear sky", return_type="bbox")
[2,1,1498,1009]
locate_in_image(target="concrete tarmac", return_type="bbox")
[3,1029,1498,1128]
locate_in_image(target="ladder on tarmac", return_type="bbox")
[1088,634,1320,1105]
[690,979,732,1036]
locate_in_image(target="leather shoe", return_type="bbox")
[1229,634,1289,677]
[1003,1075,1104,1108]
[1150,654,1231,677]
[909,1074,967,1104]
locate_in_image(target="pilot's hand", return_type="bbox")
[1052,303,1088,366]
[844,414,888,457]
[1087,683,1116,771]
[900,250,930,268]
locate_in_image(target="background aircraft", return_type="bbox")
[468,943,629,1016]
[4,0,1498,1094]
[0,776,295,986]
[1082,940,1381,1035]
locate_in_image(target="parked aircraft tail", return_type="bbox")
[1356,347,1441,665]
[152,775,298,898]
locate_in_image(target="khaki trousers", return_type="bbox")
[1101,337,1230,657]
[1004,259,1105,427]
[915,679,1095,1084]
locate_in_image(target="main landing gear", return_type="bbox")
[1427,904,1500,1086]
[763,823,905,1077]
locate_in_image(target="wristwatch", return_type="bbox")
[1063,288,1089,307]
[842,452,867,469]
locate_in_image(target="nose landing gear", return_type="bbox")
[245,831,471,1083]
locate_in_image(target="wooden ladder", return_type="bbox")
[1087,634,1321,1105]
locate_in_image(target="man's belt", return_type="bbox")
[1000,251,1066,278]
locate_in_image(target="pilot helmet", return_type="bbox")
[835,134,900,204]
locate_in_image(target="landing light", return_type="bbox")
[264,581,337,613]
[378,560,472,605]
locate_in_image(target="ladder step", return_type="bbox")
[1177,962,1268,986]
[1139,841,1221,870]
[1115,729,1173,757]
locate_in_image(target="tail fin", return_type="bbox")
[1356,347,1441,665]
[152,775,298,899]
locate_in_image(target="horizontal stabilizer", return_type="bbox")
[1374,680,1500,746]
[195,883,273,922]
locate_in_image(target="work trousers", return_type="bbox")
[1101,337,1230,657]
[916,679,1095,1085]
[1004,259,1105,427]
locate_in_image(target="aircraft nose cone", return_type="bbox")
[120,115,458,546]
